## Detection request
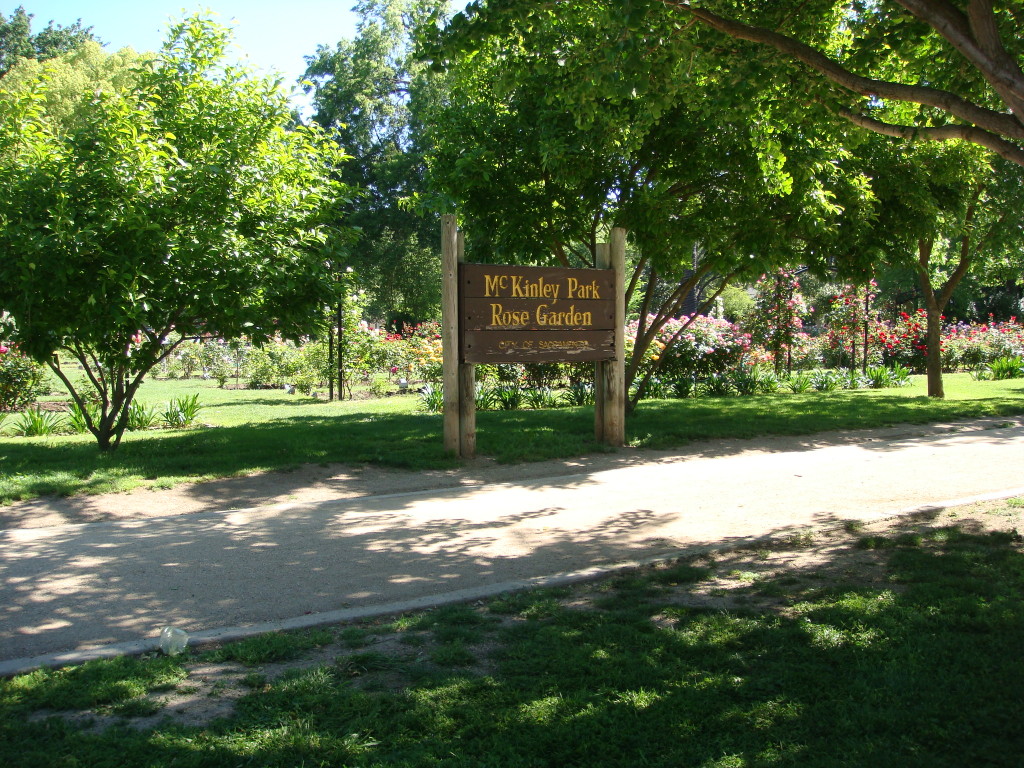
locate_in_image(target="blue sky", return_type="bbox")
[16,1,362,91]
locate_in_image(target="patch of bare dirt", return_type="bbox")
[4,416,1021,530]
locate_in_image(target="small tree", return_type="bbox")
[0,15,352,450]
[821,281,881,374]
[745,270,808,375]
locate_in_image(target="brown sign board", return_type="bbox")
[459,263,615,363]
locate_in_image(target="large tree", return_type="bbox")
[423,3,876,405]
[0,5,94,77]
[2,40,140,129]
[433,0,1024,398]
[667,1,1024,166]
[304,0,449,327]
[0,15,352,450]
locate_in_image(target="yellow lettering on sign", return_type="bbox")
[490,303,530,327]
[508,275,561,302]
[567,278,601,299]
[535,304,593,327]
[538,340,588,349]
[484,274,507,297]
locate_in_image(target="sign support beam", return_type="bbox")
[443,216,625,457]
[594,243,609,442]
[457,231,476,458]
[441,215,461,456]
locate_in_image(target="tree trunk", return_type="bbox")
[922,301,945,399]
[915,240,945,398]
[913,185,980,398]
[328,308,335,401]
[336,301,345,400]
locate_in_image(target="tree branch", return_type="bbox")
[937,183,982,309]
[667,1,1024,144]
[895,0,1024,117]
[837,107,1024,167]
[626,253,648,308]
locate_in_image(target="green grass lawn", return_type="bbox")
[2,501,1022,766]
[0,373,1022,504]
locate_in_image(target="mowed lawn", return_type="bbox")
[1,374,1023,503]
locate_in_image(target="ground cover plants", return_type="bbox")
[1,498,1021,767]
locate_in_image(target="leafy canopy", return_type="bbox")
[304,0,450,326]
[434,1,1024,165]
[0,5,95,77]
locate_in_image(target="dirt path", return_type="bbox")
[3,414,1024,674]
[4,415,1023,531]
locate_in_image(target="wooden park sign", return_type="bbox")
[441,215,625,458]
[460,263,616,363]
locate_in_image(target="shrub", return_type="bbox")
[700,373,735,397]
[864,365,894,389]
[475,385,498,411]
[523,363,565,389]
[757,367,782,394]
[628,314,750,383]
[634,376,671,401]
[561,382,594,406]
[495,364,526,384]
[731,365,779,396]
[419,384,443,413]
[292,369,320,396]
[743,269,808,374]
[172,340,212,379]
[785,371,812,393]
[10,406,63,436]
[209,356,233,388]
[889,363,912,387]
[819,282,884,370]
[671,376,697,399]
[0,347,46,411]
[493,385,524,410]
[66,401,99,434]
[368,374,392,398]
[810,369,842,392]
[942,318,1024,370]
[523,387,557,409]
[163,394,202,428]
[127,401,161,431]
[244,342,301,389]
[985,355,1024,380]
[840,370,866,390]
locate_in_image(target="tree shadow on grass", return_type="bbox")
[3,393,1024,508]
[3,506,1021,766]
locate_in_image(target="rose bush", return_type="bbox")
[0,343,46,411]
[628,314,751,384]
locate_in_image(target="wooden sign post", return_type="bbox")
[442,215,626,457]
